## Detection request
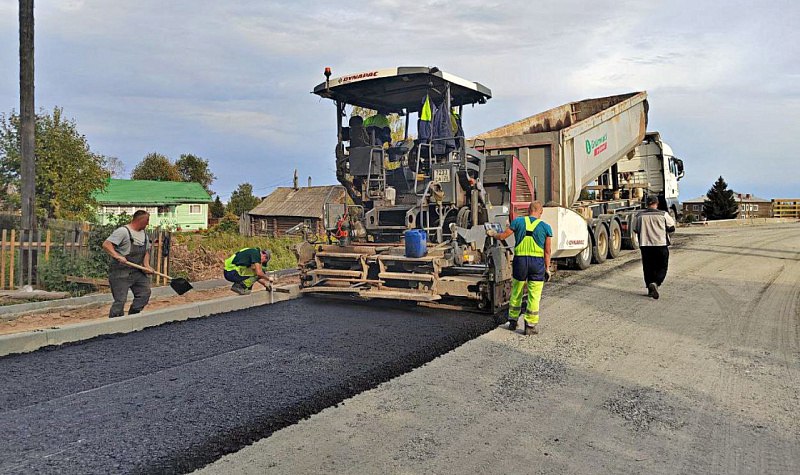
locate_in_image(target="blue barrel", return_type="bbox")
[404,229,428,258]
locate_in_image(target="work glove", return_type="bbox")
[545,270,552,282]
[486,229,498,238]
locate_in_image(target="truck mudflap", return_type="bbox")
[540,207,591,259]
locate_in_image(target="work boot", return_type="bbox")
[524,323,539,336]
[648,283,659,300]
[231,283,251,295]
[507,318,518,331]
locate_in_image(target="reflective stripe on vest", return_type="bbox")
[224,247,258,274]
[514,217,544,257]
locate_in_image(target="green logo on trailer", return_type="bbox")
[585,134,608,156]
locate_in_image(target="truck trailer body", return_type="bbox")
[475,93,684,269]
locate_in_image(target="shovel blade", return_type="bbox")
[170,278,193,295]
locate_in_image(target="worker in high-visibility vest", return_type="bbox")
[363,112,391,145]
[223,247,273,295]
[487,201,553,335]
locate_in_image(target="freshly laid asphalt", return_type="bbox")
[0,297,496,474]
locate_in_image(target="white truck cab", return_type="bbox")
[618,131,685,219]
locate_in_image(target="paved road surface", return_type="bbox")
[0,299,496,473]
[202,224,800,474]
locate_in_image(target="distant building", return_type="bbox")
[93,179,213,230]
[247,185,346,237]
[771,199,800,219]
[682,192,772,220]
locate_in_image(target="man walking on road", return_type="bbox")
[223,247,273,295]
[633,195,676,299]
[102,210,155,318]
[487,201,553,335]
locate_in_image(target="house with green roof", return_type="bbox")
[93,179,213,230]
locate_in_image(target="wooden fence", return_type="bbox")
[0,225,172,290]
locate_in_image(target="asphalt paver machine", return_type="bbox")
[298,67,535,313]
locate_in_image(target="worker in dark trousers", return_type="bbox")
[487,201,553,335]
[223,247,273,295]
[632,195,676,299]
[102,210,154,318]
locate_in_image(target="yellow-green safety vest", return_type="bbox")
[224,247,258,276]
[515,217,544,257]
[420,95,433,122]
[363,114,389,128]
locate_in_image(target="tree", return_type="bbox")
[209,195,226,218]
[176,153,215,193]
[228,183,260,216]
[131,153,181,181]
[105,156,127,177]
[703,176,739,220]
[0,107,110,221]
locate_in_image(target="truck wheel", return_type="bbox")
[591,225,608,264]
[572,244,592,270]
[623,232,640,251]
[607,220,622,259]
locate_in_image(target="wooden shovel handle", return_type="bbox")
[123,260,172,280]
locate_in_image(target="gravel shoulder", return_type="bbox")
[202,224,800,474]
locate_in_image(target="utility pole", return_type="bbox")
[19,0,36,232]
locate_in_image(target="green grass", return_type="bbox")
[174,233,300,271]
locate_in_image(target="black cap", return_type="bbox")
[646,195,659,206]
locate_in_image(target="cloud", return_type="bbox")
[0,0,798,201]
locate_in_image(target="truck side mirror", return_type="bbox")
[673,157,685,180]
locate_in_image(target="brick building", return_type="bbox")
[682,192,772,220]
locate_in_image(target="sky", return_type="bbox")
[0,0,797,202]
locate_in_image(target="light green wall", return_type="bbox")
[173,203,209,230]
[97,203,209,230]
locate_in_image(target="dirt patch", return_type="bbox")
[603,386,686,431]
[397,434,442,462]
[492,356,567,405]
[0,276,296,336]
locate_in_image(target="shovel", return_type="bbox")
[123,261,193,295]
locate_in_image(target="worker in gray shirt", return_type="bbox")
[632,195,676,299]
[102,210,155,317]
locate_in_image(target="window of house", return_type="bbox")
[752,205,758,211]
[189,204,202,214]
[693,205,700,211]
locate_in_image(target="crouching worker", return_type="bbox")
[223,247,273,295]
[486,201,553,335]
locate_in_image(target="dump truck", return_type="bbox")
[474,92,684,269]
[298,66,536,313]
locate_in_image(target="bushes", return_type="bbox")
[38,249,104,295]
[174,233,299,271]
[38,222,117,295]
